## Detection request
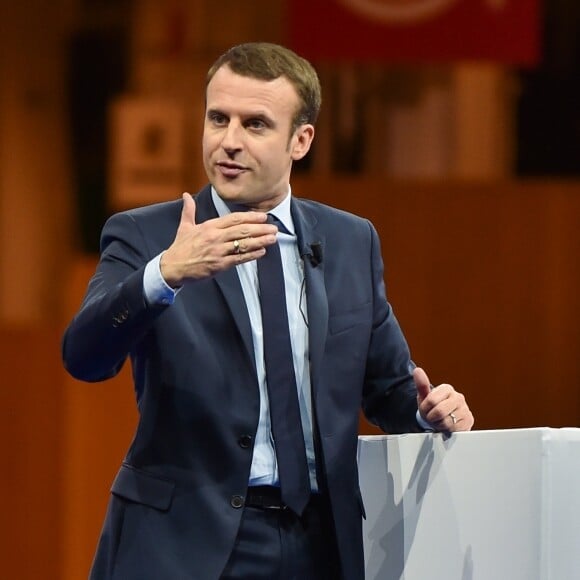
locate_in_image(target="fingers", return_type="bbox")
[413,367,432,403]
[224,239,271,267]
[214,212,277,263]
[216,212,276,249]
[162,204,280,285]
[180,192,197,226]
[191,214,277,276]
[179,193,272,239]
[418,382,475,432]
[219,210,270,229]
[223,222,278,248]
[226,235,273,259]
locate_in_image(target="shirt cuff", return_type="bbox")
[143,253,179,306]
[416,410,436,432]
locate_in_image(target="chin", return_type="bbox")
[212,183,250,204]
[213,184,242,199]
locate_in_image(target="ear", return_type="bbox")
[290,124,315,161]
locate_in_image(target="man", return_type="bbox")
[63,42,474,580]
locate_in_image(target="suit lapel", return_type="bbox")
[194,187,257,374]
[291,199,328,389]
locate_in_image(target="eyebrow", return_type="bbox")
[206,108,275,125]
[206,108,225,117]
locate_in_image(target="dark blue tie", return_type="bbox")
[257,214,310,514]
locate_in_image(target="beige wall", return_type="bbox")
[0,0,74,324]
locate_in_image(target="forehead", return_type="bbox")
[206,65,300,118]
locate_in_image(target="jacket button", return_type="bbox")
[112,309,129,327]
[230,495,244,509]
[238,435,252,449]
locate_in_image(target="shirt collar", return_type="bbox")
[210,186,295,235]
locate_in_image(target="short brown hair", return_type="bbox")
[206,42,322,130]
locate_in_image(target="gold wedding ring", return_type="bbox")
[233,239,241,254]
[449,412,458,425]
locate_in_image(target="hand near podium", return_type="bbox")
[414,367,475,432]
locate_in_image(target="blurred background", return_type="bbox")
[0,0,578,577]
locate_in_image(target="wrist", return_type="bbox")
[159,252,183,288]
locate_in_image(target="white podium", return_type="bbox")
[358,428,580,580]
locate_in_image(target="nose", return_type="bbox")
[220,120,243,155]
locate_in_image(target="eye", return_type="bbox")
[246,118,268,131]
[208,111,228,126]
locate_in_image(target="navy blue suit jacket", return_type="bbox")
[62,185,422,579]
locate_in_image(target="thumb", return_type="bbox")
[413,367,432,403]
[180,192,196,227]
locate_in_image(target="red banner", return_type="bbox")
[288,0,540,65]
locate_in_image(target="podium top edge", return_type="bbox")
[358,427,580,441]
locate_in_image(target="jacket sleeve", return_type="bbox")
[62,211,169,382]
[360,221,422,434]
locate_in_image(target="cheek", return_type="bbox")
[259,141,291,167]
[201,136,213,163]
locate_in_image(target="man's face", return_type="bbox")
[203,65,314,211]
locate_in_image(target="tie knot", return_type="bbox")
[267,213,290,235]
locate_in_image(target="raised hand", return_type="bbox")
[160,192,278,287]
